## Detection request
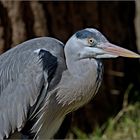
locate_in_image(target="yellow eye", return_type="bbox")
[88,38,94,44]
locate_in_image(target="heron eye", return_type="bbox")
[88,38,94,45]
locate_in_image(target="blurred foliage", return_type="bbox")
[68,103,140,140]
[67,85,140,140]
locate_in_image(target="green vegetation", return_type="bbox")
[69,85,140,140]
[70,103,140,140]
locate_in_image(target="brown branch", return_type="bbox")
[2,1,26,46]
[30,1,48,36]
[113,84,133,124]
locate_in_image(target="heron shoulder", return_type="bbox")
[0,37,64,63]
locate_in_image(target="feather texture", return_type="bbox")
[0,37,65,139]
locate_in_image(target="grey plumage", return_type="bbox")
[0,28,139,139]
[0,37,66,139]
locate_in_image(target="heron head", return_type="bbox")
[65,28,140,59]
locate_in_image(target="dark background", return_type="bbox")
[0,1,140,138]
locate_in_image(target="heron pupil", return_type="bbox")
[89,39,93,43]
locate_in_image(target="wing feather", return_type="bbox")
[0,48,58,139]
[0,37,66,139]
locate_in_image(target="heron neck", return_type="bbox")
[56,58,103,110]
[66,58,100,78]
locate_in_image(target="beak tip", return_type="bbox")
[125,53,140,58]
[102,43,140,58]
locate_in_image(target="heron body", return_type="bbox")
[0,37,66,139]
[0,28,139,139]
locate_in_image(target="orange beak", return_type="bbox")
[98,42,140,58]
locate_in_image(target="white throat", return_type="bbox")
[64,36,99,77]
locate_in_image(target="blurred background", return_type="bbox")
[0,1,140,139]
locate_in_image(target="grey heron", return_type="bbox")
[0,28,140,139]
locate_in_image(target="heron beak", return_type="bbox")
[98,42,140,58]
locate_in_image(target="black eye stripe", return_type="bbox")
[75,29,108,43]
[75,30,94,39]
